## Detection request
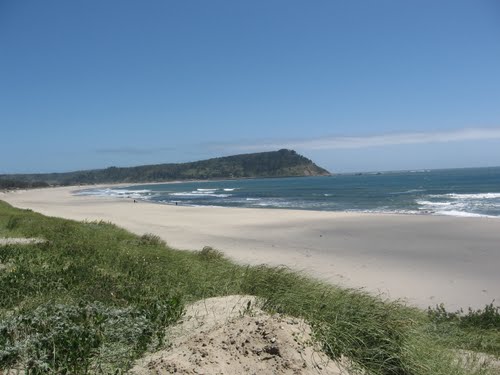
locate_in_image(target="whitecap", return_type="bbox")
[74,188,153,199]
[416,200,453,207]
[347,209,421,215]
[447,193,500,199]
[433,210,497,218]
[389,189,426,195]
[428,192,500,200]
[169,192,230,198]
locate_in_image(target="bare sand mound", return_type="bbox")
[0,237,45,246]
[130,295,351,374]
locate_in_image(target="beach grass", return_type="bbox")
[0,200,498,374]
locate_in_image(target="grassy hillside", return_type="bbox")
[0,149,330,186]
[0,201,498,374]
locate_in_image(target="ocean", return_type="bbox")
[75,167,500,218]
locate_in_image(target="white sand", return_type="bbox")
[131,295,348,374]
[0,237,46,245]
[2,186,500,310]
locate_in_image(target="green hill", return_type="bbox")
[0,149,330,187]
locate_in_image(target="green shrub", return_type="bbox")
[0,300,182,373]
[198,245,224,260]
[428,302,500,330]
[138,233,165,246]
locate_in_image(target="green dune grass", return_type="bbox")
[0,200,498,374]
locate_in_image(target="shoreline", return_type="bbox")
[2,185,500,310]
[73,180,500,220]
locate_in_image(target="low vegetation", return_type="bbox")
[426,303,500,359]
[0,200,498,374]
[0,179,49,190]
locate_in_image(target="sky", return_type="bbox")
[1,1,500,174]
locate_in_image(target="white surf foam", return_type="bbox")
[416,200,453,207]
[74,188,153,199]
[416,197,499,218]
[169,191,230,198]
[389,189,426,195]
[428,192,500,200]
[353,209,421,215]
[434,210,497,218]
[447,192,500,199]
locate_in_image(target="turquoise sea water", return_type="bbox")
[76,167,500,218]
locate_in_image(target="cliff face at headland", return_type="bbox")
[1,149,330,186]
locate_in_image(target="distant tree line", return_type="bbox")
[0,149,330,187]
[0,179,50,190]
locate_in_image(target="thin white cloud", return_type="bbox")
[96,146,175,155]
[214,127,500,152]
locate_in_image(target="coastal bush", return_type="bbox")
[138,233,165,246]
[0,179,49,190]
[0,199,498,374]
[426,303,500,357]
[0,301,182,373]
[198,245,224,260]
[428,302,500,330]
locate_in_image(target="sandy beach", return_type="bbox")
[2,186,499,310]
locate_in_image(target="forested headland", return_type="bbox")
[0,149,330,187]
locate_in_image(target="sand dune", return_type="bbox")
[2,186,499,310]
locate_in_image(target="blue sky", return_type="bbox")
[1,1,500,173]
